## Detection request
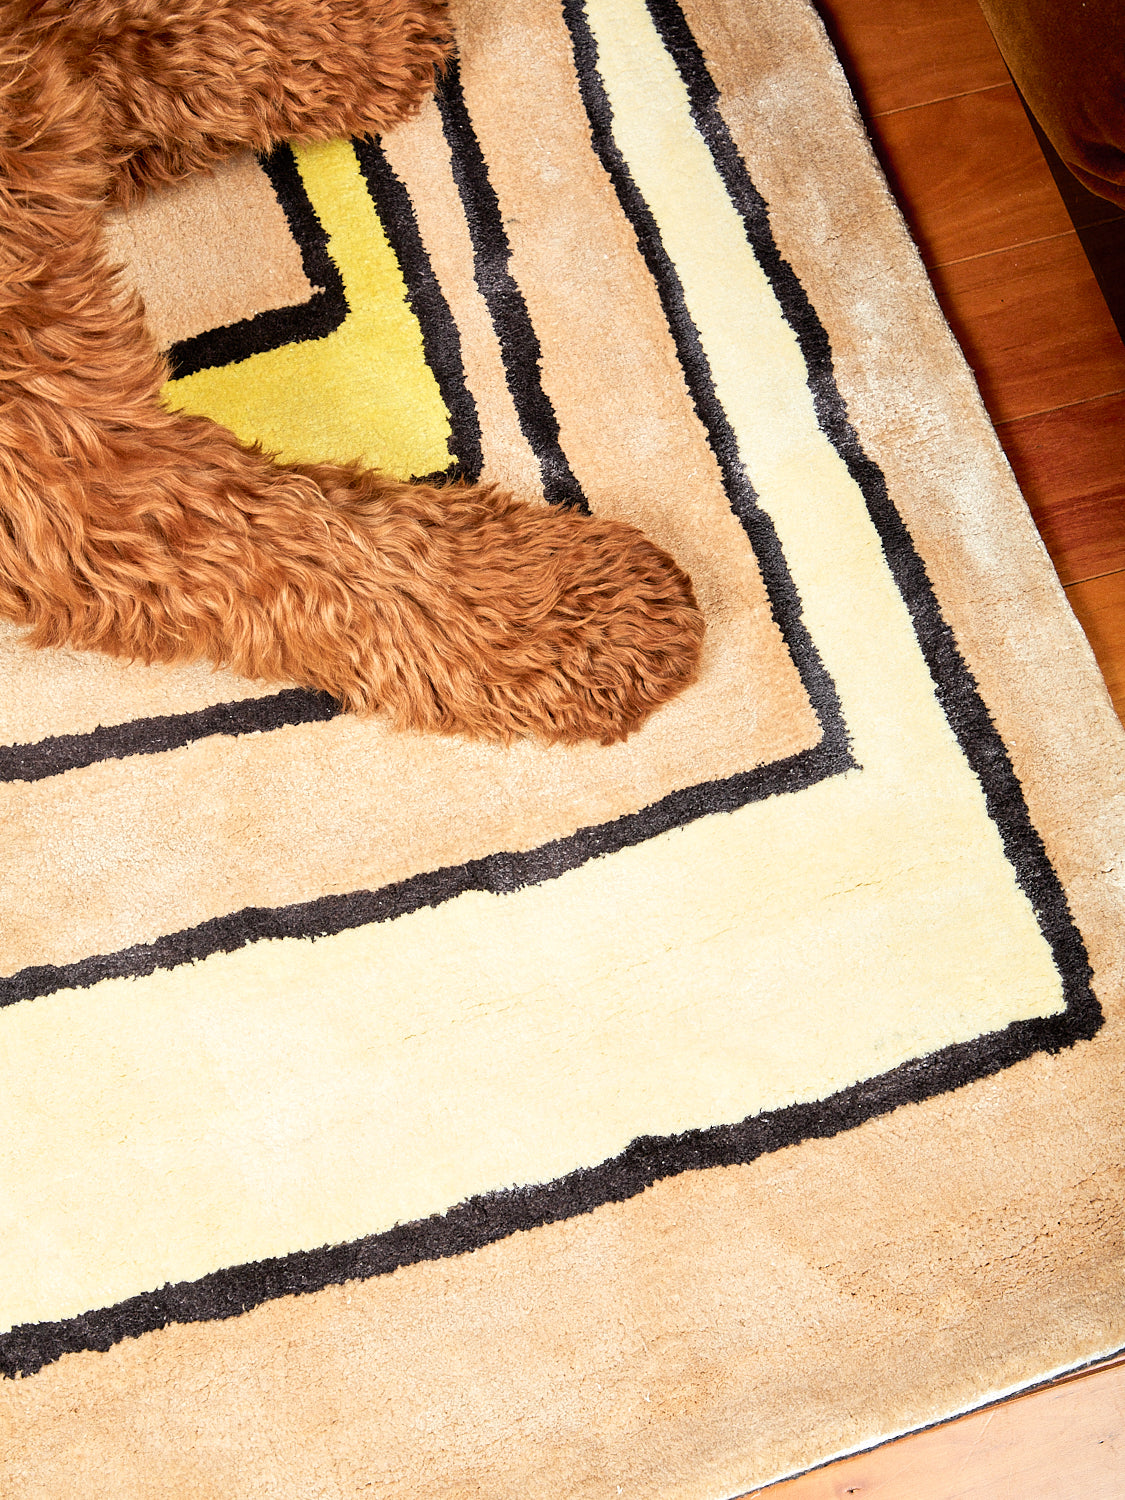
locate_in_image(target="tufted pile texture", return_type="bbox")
[0,0,1123,1494]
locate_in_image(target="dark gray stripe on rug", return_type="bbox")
[0,977,1100,1381]
[165,144,349,381]
[435,59,590,511]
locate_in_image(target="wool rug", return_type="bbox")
[2,0,1124,1494]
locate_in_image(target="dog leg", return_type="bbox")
[0,27,703,743]
[29,0,454,207]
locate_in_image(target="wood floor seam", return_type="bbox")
[994,385,1125,428]
[869,81,1009,121]
[1064,567,1125,591]
[927,227,1080,273]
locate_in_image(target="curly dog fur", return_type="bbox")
[0,0,704,743]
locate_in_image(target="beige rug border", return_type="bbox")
[742,1341,1125,1493]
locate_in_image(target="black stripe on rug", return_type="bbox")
[353,136,485,482]
[0,689,340,786]
[0,989,1097,1381]
[0,735,844,1008]
[164,144,349,381]
[0,115,565,779]
[434,61,590,512]
[0,86,848,815]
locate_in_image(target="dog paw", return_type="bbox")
[330,485,706,744]
[469,509,705,746]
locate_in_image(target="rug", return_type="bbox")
[2,0,1124,1494]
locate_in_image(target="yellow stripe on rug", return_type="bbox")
[163,139,454,479]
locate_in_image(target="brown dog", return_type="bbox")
[0,1,704,743]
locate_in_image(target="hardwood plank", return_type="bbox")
[928,231,1125,424]
[867,84,1072,266]
[996,391,1125,586]
[813,0,1008,117]
[752,1358,1125,1497]
[1066,570,1125,724]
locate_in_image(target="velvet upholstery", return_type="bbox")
[979,0,1125,207]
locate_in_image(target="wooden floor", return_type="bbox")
[753,0,1125,1493]
[759,1354,1125,1498]
[815,0,1125,720]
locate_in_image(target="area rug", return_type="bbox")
[2,0,1124,1494]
